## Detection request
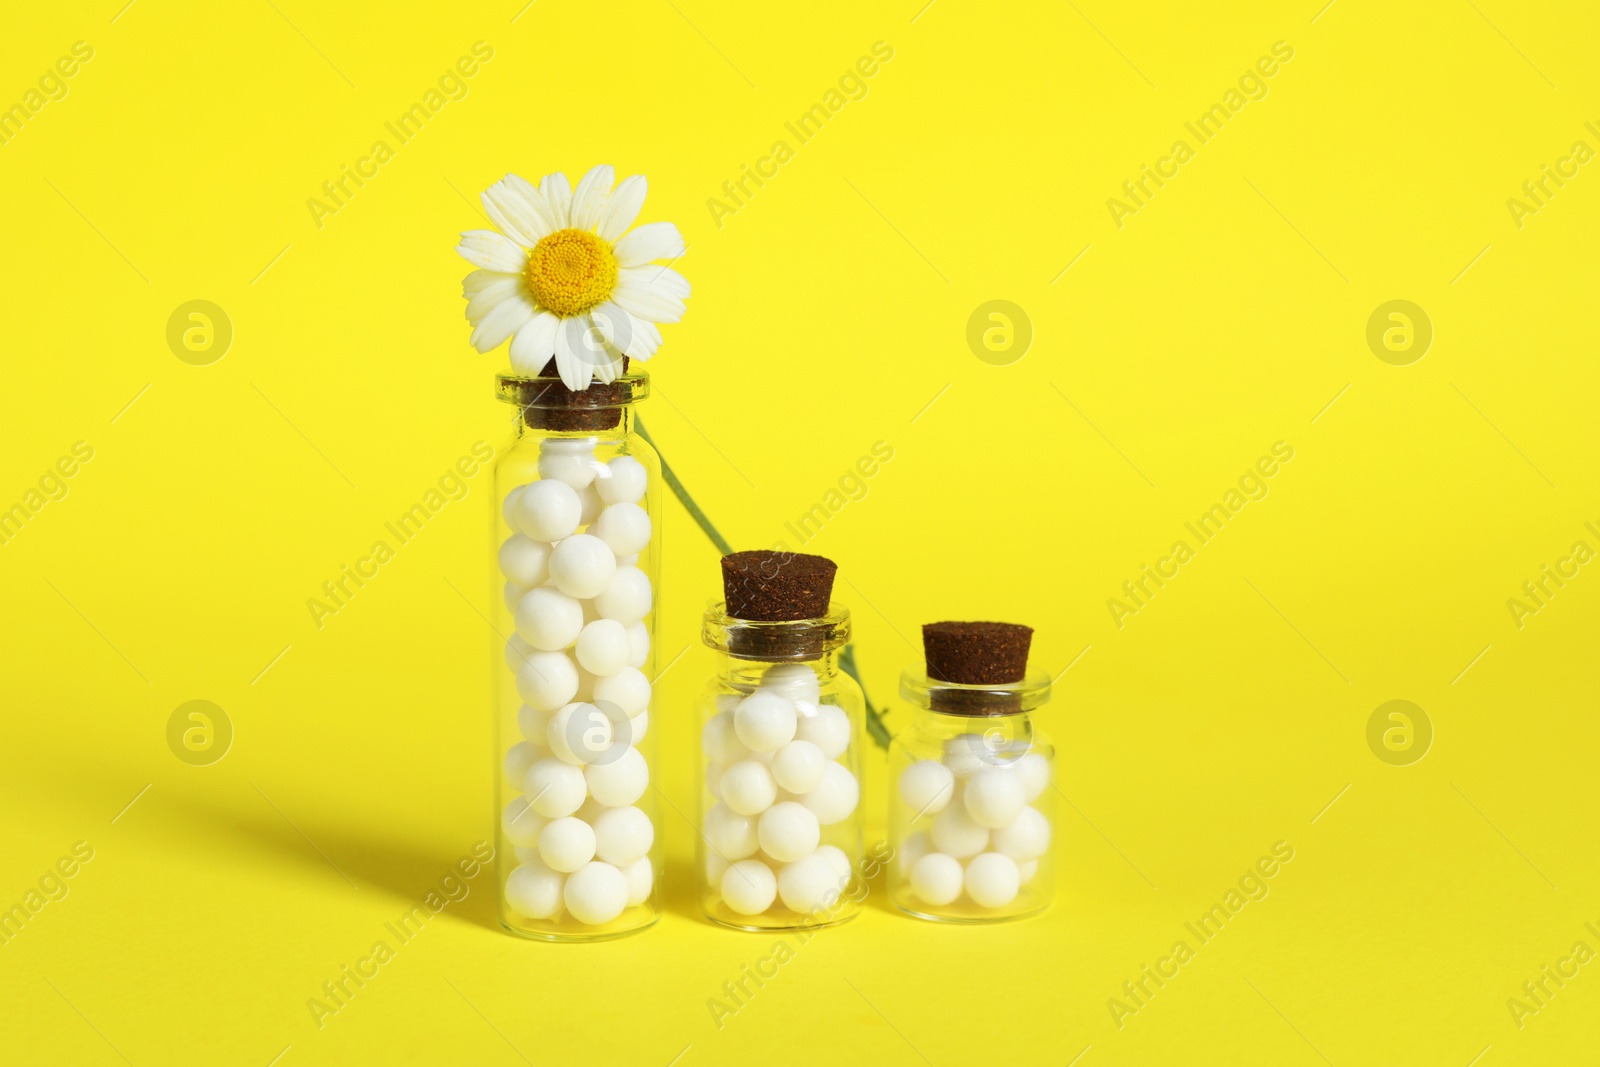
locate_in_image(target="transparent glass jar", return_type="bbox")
[492,373,662,941]
[697,603,865,930]
[889,669,1054,922]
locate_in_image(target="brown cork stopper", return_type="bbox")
[721,551,839,660]
[923,621,1033,715]
[722,551,837,621]
[506,357,630,431]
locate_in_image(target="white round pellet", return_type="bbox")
[628,709,649,745]
[501,486,524,529]
[623,855,653,906]
[592,502,652,556]
[593,805,654,866]
[944,734,993,778]
[518,704,552,743]
[964,852,1021,908]
[1018,859,1038,885]
[575,796,604,824]
[795,704,850,760]
[757,802,821,863]
[910,853,964,906]
[541,435,597,454]
[704,762,724,801]
[777,852,845,914]
[537,816,596,872]
[721,760,778,816]
[815,844,852,886]
[577,484,603,526]
[564,861,628,925]
[515,479,583,542]
[501,796,547,848]
[992,806,1051,862]
[584,746,648,807]
[930,804,989,859]
[505,862,564,919]
[515,586,585,651]
[721,859,778,915]
[705,802,759,860]
[538,441,599,489]
[625,621,650,667]
[503,581,531,613]
[574,665,598,702]
[735,692,798,753]
[498,534,552,587]
[898,760,955,818]
[504,741,540,787]
[617,553,638,566]
[964,768,1026,829]
[800,762,859,825]
[546,702,613,765]
[898,831,932,872]
[548,534,616,599]
[592,666,651,717]
[771,740,827,794]
[760,663,821,705]
[515,650,579,711]
[596,455,647,505]
[593,565,652,623]
[575,619,631,676]
[523,759,587,818]
[701,712,749,765]
[504,634,534,673]
[1015,752,1049,802]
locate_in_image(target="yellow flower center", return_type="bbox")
[524,228,618,317]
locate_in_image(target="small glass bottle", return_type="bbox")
[492,371,662,941]
[889,622,1054,923]
[697,551,865,930]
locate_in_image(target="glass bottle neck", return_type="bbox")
[514,404,634,440]
[717,649,841,686]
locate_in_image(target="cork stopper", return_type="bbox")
[720,551,838,660]
[502,358,632,431]
[922,621,1033,714]
[722,551,837,621]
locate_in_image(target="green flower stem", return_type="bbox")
[636,413,892,750]
[634,414,734,556]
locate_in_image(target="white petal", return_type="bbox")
[592,302,660,361]
[540,172,573,228]
[613,221,685,267]
[470,292,535,351]
[626,317,662,360]
[463,268,522,298]
[612,284,685,324]
[465,275,524,325]
[502,174,560,237]
[569,165,615,233]
[597,175,648,242]
[592,333,626,385]
[553,321,593,391]
[509,312,561,375]
[483,179,552,245]
[619,263,690,300]
[457,230,527,273]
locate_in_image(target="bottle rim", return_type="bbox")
[701,600,851,661]
[899,666,1052,715]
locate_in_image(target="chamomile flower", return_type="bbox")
[457,166,690,390]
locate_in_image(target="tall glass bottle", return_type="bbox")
[492,372,661,941]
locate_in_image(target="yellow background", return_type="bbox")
[3,0,1597,1063]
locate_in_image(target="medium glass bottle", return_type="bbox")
[493,372,661,941]
[697,551,865,930]
[889,622,1054,922]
